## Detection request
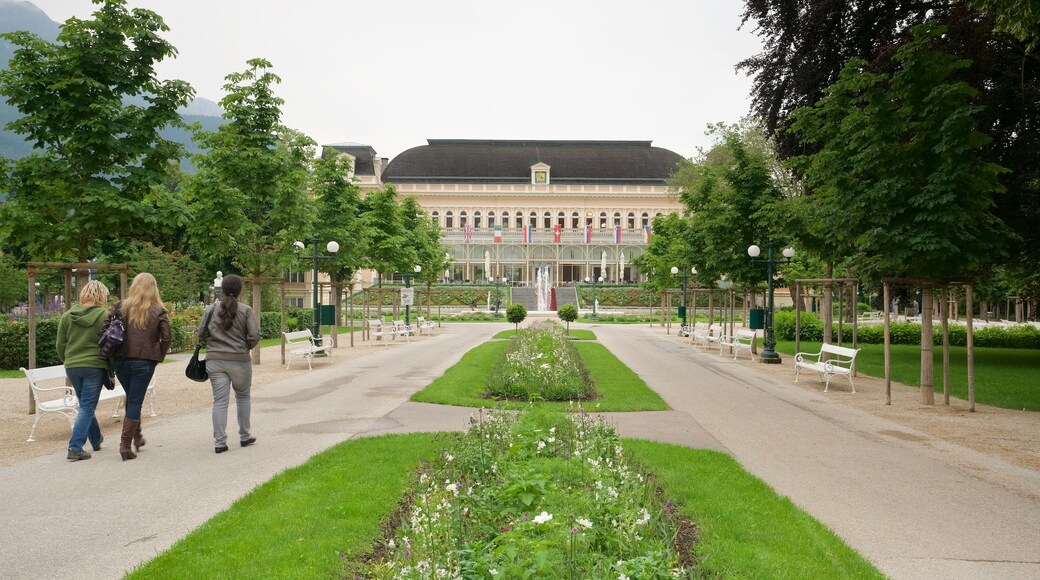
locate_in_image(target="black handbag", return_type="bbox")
[185,307,214,382]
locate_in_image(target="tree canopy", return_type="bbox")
[0,0,194,262]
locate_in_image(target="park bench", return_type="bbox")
[719,328,757,361]
[21,365,158,442]
[282,330,334,370]
[391,320,414,341]
[367,319,398,345]
[794,342,861,393]
[692,323,723,349]
[416,316,437,334]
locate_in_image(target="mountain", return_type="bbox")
[0,0,224,169]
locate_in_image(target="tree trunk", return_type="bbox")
[920,284,935,405]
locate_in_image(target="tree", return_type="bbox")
[789,23,1015,403]
[0,256,28,312]
[312,150,366,332]
[557,303,578,333]
[0,0,194,267]
[183,58,315,360]
[506,303,527,331]
[361,185,416,281]
[738,0,1040,310]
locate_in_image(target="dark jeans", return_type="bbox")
[66,367,104,452]
[113,358,157,420]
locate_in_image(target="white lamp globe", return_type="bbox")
[414,264,422,273]
[747,245,761,258]
[783,247,795,258]
[670,266,679,275]
[326,241,340,253]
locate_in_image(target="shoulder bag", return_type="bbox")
[98,306,126,358]
[185,306,215,382]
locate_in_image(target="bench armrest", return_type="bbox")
[794,351,822,364]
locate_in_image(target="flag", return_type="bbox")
[552,224,562,243]
[463,224,472,243]
[523,225,532,243]
[614,225,622,244]
[642,225,651,243]
[494,225,502,243]
[584,224,592,244]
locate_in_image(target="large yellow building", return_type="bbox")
[327,139,686,287]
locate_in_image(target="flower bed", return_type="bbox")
[485,325,594,401]
[357,408,693,578]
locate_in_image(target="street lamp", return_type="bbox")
[670,266,696,327]
[584,275,603,320]
[748,242,795,364]
[294,238,339,340]
[402,264,421,327]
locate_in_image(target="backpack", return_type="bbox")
[99,308,126,358]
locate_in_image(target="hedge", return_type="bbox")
[774,311,1040,349]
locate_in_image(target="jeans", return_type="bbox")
[113,358,157,421]
[66,367,104,453]
[207,359,252,447]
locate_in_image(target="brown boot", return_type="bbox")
[133,422,146,452]
[120,418,139,461]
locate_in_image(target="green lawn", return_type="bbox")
[130,433,882,579]
[776,340,1040,411]
[409,339,669,411]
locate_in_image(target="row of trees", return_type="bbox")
[0,1,446,318]
[638,4,1038,318]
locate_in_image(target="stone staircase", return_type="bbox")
[554,287,578,310]
[511,286,538,311]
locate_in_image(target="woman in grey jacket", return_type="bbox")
[199,274,260,454]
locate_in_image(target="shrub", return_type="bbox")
[0,316,61,370]
[557,303,578,331]
[506,303,527,330]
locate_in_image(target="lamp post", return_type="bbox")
[670,266,696,327]
[294,238,340,340]
[748,241,795,364]
[584,275,603,320]
[402,264,421,327]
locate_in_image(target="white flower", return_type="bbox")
[490,569,498,576]
[576,518,593,529]
[537,441,546,450]
[444,453,454,462]
[533,511,553,524]
[445,482,458,493]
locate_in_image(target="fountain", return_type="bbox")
[535,266,552,311]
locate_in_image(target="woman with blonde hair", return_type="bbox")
[56,280,111,461]
[111,273,171,461]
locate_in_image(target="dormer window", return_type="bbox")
[531,162,550,185]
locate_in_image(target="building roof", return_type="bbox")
[322,143,381,176]
[382,139,684,185]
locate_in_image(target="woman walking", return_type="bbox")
[56,280,111,461]
[199,274,260,454]
[112,273,171,461]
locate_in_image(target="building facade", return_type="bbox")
[326,139,686,287]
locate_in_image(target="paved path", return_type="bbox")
[1,323,1038,579]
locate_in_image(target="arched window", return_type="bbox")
[529,211,537,227]
[474,211,482,229]
[599,212,607,228]
[571,212,580,228]
[627,212,635,229]
[543,211,552,229]
[445,211,454,228]
[487,211,496,228]
[613,212,622,227]
[502,211,510,229]
[459,211,468,227]
[641,212,649,227]
[431,211,440,228]
[557,211,566,226]
[585,212,593,227]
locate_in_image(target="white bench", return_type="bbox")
[416,316,437,334]
[719,328,757,361]
[367,319,398,345]
[692,323,723,349]
[283,330,333,370]
[391,320,413,341]
[21,365,158,442]
[794,343,861,393]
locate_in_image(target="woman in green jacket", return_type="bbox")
[56,280,111,462]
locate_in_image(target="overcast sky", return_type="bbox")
[28,0,764,161]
